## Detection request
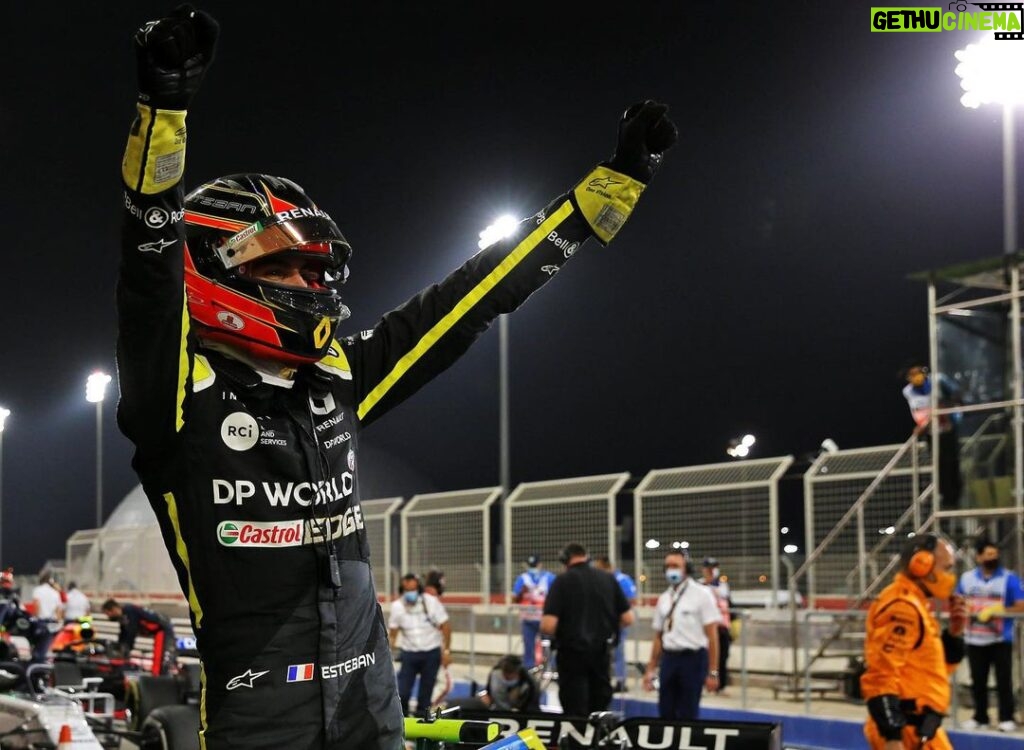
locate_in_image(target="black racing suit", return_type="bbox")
[116,102,648,748]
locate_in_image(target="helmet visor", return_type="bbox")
[215,215,351,271]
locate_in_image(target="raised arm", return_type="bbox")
[344,102,677,426]
[116,7,218,452]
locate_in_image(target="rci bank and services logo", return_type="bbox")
[871,3,1024,39]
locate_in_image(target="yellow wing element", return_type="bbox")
[573,165,645,245]
[478,728,547,749]
[316,340,353,381]
[191,353,216,393]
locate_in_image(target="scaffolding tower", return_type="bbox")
[916,254,1024,566]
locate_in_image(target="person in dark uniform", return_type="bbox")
[102,599,176,676]
[540,543,632,716]
[116,6,676,747]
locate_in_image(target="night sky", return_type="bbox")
[0,2,1015,570]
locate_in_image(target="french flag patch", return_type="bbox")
[287,663,315,682]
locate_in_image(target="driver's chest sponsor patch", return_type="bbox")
[216,505,364,548]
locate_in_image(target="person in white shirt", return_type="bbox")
[62,582,91,623]
[643,551,721,720]
[29,575,63,663]
[388,573,451,716]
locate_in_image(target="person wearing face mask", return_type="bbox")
[448,654,540,713]
[642,551,721,720]
[861,533,969,749]
[389,574,451,716]
[956,538,1024,732]
[512,555,556,669]
[901,363,963,509]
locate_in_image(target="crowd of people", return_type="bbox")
[0,572,180,679]
[392,543,733,721]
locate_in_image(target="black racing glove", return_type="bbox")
[135,4,219,110]
[917,707,944,745]
[606,100,678,183]
[866,694,906,741]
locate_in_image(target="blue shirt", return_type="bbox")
[956,566,1023,644]
[513,570,556,621]
[614,570,637,602]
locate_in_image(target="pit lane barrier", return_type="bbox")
[444,684,1023,750]
[75,610,1024,750]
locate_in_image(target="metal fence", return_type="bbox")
[503,473,630,603]
[401,487,501,600]
[802,442,931,605]
[66,524,180,595]
[634,457,793,605]
[363,497,403,598]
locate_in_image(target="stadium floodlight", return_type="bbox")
[781,526,789,535]
[783,544,799,555]
[479,214,521,498]
[955,36,1024,109]
[644,539,661,550]
[86,371,112,530]
[954,36,1023,255]
[727,433,756,458]
[85,372,112,403]
[478,214,519,250]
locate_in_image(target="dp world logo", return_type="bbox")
[219,522,240,545]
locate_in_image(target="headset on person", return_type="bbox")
[903,533,939,577]
[558,543,587,565]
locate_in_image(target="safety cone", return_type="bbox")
[57,724,72,749]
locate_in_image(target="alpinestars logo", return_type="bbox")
[588,175,623,189]
[138,238,175,254]
[225,668,269,690]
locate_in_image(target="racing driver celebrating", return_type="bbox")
[116,6,677,748]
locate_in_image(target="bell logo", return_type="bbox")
[313,316,332,350]
[219,523,240,545]
[221,412,260,451]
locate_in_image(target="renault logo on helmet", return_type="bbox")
[313,317,332,350]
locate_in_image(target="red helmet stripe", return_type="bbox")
[185,211,250,232]
[185,268,282,326]
[262,182,301,215]
[300,242,332,255]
